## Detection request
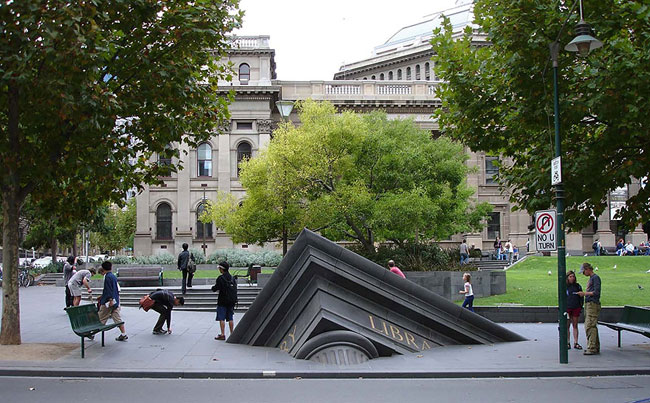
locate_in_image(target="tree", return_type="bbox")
[208,100,491,254]
[92,199,137,254]
[431,0,650,232]
[0,0,241,344]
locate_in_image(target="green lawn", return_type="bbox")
[473,256,650,306]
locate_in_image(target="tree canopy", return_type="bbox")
[0,0,242,344]
[207,100,491,254]
[431,0,650,232]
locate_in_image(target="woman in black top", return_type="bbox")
[566,270,584,350]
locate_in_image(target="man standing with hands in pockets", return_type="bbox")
[98,261,128,342]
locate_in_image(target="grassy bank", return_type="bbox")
[474,256,650,306]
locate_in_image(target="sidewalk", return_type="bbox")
[0,286,649,379]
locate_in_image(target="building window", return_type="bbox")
[415,65,421,80]
[158,144,173,167]
[397,69,402,80]
[236,121,253,130]
[237,141,252,176]
[197,143,212,177]
[425,62,430,80]
[388,71,393,80]
[487,212,500,239]
[406,67,411,80]
[239,63,250,84]
[156,203,172,240]
[485,156,499,185]
[196,203,213,239]
[371,75,376,80]
[380,73,384,80]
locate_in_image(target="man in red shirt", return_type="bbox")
[387,260,406,279]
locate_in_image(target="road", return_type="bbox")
[1,376,649,403]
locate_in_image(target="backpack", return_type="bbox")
[188,254,196,274]
[219,275,238,306]
[592,241,598,250]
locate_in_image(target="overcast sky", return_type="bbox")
[235,0,460,81]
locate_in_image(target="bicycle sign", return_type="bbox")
[535,210,557,251]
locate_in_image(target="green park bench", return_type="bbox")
[65,304,124,358]
[598,305,650,347]
[116,266,163,286]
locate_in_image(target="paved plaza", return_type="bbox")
[0,285,649,379]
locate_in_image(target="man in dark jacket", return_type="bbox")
[98,261,128,341]
[149,289,184,335]
[212,261,236,340]
[177,243,195,294]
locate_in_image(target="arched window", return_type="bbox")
[237,142,252,176]
[379,73,385,80]
[397,69,402,80]
[371,75,376,80]
[196,203,213,239]
[239,63,250,84]
[156,203,172,240]
[406,67,411,80]
[388,71,393,80]
[415,65,421,80]
[197,143,212,177]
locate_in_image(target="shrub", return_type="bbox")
[189,248,208,264]
[134,253,176,265]
[347,243,470,271]
[32,262,64,274]
[108,255,134,264]
[207,249,283,267]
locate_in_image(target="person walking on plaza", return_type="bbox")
[177,243,195,294]
[63,256,77,308]
[459,239,470,266]
[459,272,474,312]
[212,261,237,340]
[566,270,583,350]
[98,261,128,341]
[149,289,184,335]
[577,263,601,355]
[387,260,406,279]
[67,267,96,306]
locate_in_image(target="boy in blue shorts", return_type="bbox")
[212,261,237,340]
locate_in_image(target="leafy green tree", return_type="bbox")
[0,0,241,344]
[431,0,650,231]
[92,199,137,254]
[208,100,491,255]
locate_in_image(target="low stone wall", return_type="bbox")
[404,270,506,301]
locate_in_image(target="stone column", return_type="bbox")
[257,119,272,149]
[627,179,648,245]
[174,142,192,255]
[134,186,152,256]
[218,124,231,193]
[595,198,615,249]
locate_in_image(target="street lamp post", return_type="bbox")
[202,186,207,256]
[550,0,602,364]
[275,100,294,255]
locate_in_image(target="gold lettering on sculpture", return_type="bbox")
[279,340,288,352]
[389,325,404,341]
[404,331,419,349]
[287,325,297,343]
[421,340,432,350]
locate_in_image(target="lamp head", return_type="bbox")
[276,100,294,120]
[564,20,603,57]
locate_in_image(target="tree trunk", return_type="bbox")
[51,236,58,265]
[72,232,78,257]
[1,80,23,345]
[1,189,22,345]
[282,225,288,256]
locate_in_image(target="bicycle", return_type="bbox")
[19,268,34,288]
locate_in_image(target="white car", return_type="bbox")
[32,256,52,268]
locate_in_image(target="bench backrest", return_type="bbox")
[621,305,650,325]
[117,267,162,277]
[65,304,101,331]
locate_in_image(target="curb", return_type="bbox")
[1,367,649,380]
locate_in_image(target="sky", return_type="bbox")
[235,0,460,81]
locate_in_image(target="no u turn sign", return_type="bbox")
[535,210,557,251]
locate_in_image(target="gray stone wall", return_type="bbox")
[404,270,505,301]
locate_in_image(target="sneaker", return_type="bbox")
[116,334,128,342]
[215,334,226,340]
[152,329,165,335]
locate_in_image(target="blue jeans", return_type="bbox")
[462,295,474,312]
[460,253,469,265]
